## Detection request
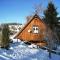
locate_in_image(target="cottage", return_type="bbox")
[15,14,48,46]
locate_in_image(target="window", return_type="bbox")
[32,25,39,33]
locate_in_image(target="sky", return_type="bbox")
[0,0,60,24]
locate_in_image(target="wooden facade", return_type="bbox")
[15,14,48,46]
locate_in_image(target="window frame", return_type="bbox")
[32,25,40,34]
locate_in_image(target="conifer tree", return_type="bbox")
[44,2,58,58]
[44,2,59,45]
[44,2,58,30]
[1,24,10,49]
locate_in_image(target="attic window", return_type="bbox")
[32,25,39,33]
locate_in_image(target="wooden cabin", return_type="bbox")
[15,14,48,46]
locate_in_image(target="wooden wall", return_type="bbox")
[17,18,47,43]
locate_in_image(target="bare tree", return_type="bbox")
[44,27,52,58]
[34,2,45,15]
[48,0,54,3]
[45,26,59,58]
[26,15,33,22]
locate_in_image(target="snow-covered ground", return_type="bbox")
[0,39,60,60]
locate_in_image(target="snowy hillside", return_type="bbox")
[0,39,60,60]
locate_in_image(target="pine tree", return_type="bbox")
[1,24,10,49]
[44,2,58,58]
[44,2,58,30]
[44,2,59,45]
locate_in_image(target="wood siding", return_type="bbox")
[17,18,47,41]
[15,14,47,46]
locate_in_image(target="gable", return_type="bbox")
[14,14,47,40]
